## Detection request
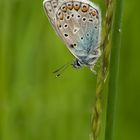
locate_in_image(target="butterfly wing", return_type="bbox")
[43,0,101,64]
[43,0,58,24]
[43,0,63,35]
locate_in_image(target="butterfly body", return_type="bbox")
[43,0,101,71]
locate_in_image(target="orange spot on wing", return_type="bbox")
[60,14,64,20]
[67,3,73,10]
[61,5,67,12]
[73,3,80,11]
[81,4,89,12]
[90,11,97,16]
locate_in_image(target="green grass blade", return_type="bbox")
[91,0,123,140]
[105,0,123,140]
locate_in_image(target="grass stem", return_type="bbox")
[105,0,123,140]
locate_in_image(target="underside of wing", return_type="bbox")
[55,1,101,59]
[43,0,101,60]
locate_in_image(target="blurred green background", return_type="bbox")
[0,0,140,140]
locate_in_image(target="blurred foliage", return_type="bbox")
[0,0,140,140]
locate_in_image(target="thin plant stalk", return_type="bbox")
[105,0,123,140]
[91,0,123,140]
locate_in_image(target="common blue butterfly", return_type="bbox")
[43,0,101,74]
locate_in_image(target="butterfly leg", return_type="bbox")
[89,65,97,75]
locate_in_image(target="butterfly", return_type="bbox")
[43,0,101,75]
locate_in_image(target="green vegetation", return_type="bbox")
[0,0,140,140]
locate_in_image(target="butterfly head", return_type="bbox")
[72,59,83,69]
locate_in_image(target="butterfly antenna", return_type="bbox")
[53,61,73,77]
